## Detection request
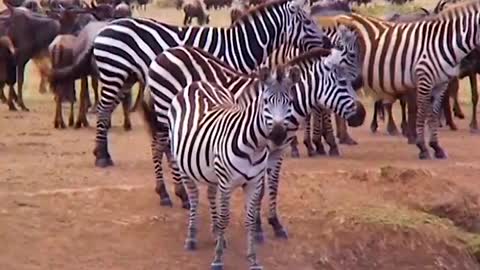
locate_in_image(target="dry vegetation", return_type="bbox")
[1,1,480,269]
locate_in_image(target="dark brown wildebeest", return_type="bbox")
[0,3,60,111]
[134,0,148,11]
[204,0,231,10]
[182,0,210,26]
[175,0,183,9]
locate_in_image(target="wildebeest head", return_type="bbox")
[113,2,131,18]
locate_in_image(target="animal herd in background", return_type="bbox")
[2,0,480,269]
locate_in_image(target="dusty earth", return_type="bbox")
[2,3,480,270]
[2,91,480,270]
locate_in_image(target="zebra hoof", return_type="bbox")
[95,157,114,168]
[254,232,264,244]
[184,238,197,251]
[418,151,431,160]
[307,150,317,157]
[210,262,224,270]
[274,228,288,239]
[433,149,447,159]
[470,127,479,134]
[290,149,300,158]
[249,264,263,270]
[160,197,173,207]
[328,148,340,157]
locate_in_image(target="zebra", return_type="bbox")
[166,66,298,270]
[142,45,365,240]
[284,24,363,157]
[85,0,331,169]
[309,0,480,159]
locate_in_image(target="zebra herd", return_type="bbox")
[42,0,480,269]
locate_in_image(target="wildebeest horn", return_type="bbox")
[419,7,430,15]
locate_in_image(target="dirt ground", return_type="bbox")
[2,3,480,270]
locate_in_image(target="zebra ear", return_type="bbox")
[258,67,271,83]
[287,66,301,84]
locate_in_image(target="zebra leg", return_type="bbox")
[289,136,300,158]
[211,172,232,270]
[121,91,133,131]
[93,87,122,167]
[415,90,431,159]
[182,175,199,251]
[303,114,317,156]
[130,82,145,112]
[428,85,448,159]
[370,100,381,133]
[165,141,190,209]
[321,111,339,156]
[266,151,288,239]
[469,74,479,133]
[244,175,264,270]
[312,110,327,156]
[151,130,173,207]
[207,185,220,237]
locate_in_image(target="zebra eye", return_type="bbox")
[348,53,356,58]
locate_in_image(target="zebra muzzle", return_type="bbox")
[347,101,366,127]
[268,124,288,146]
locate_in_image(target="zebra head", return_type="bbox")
[333,24,363,90]
[321,48,365,127]
[257,65,301,146]
[287,0,332,51]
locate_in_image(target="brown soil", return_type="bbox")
[2,98,480,270]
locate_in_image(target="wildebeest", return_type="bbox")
[182,0,210,25]
[0,35,17,110]
[0,3,60,111]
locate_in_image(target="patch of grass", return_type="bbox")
[355,3,424,17]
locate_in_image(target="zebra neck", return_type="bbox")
[291,67,320,125]
[232,98,270,150]
[224,18,286,74]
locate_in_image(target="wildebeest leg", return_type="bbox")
[38,75,47,94]
[441,82,457,130]
[54,96,66,129]
[16,61,29,111]
[336,115,357,145]
[400,97,408,137]
[7,84,17,111]
[183,14,189,25]
[75,77,90,129]
[406,91,417,144]
[0,84,6,104]
[469,74,478,133]
[88,77,99,114]
[68,100,75,127]
[450,78,465,119]
[130,82,145,112]
[385,102,399,135]
[121,91,132,131]
[370,100,381,133]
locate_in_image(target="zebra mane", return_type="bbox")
[285,47,331,66]
[418,0,480,22]
[230,0,290,28]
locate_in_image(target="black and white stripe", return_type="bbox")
[167,67,297,270]
[91,0,331,168]
[142,45,365,239]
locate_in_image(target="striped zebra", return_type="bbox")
[166,66,298,270]
[283,25,363,157]
[142,45,365,239]
[88,0,331,168]
[311,0,480,159]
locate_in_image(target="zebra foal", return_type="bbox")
[167,66,299,270]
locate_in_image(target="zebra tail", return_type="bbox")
[140,99,161,138]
